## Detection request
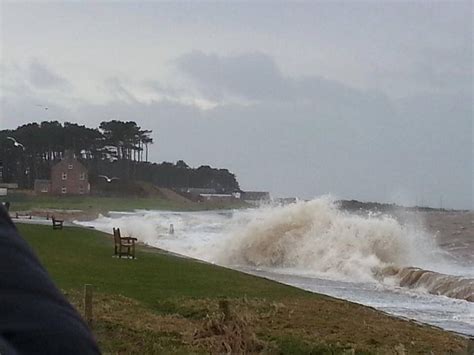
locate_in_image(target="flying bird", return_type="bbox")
[98,175,119,183]
[6,137,25,150]
[36,104,49,110]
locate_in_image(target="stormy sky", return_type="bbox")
[1,1,472,209]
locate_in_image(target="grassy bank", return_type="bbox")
[3,191,248,215]
[5,194,186,212]
[18,223,469,354]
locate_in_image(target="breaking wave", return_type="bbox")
[216,198,473,301]
[78,197,473,302]
[382,267,474,302]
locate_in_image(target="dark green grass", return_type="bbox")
[18,224,308,307]
[4,194,190,212]
[3,193,249,212]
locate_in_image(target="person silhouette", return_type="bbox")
[0,205,100,354]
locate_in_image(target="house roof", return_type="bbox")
[51,154,87,171]
[186,188,217,194]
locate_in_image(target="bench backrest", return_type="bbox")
[113,227,121,245]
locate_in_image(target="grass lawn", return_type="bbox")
[6,194,189,212]
[3,192,248,215]
[17,224,469,354]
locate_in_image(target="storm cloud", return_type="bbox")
[1,1,472,209]
[28,59,71,90]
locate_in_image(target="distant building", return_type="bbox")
[0,183,19,196]
[34,179,51,194]
[232,191,241,199]
[34,151,90,195]
[51,151,90,195]
[275,197,298,205]
[199,193,235,202]
[241,191,270,205]
[184,188,217,196]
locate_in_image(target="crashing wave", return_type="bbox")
[219,198,472,301]
[382,266,474,302]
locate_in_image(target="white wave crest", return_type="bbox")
[216,198,438,283]
[78,198,465,293]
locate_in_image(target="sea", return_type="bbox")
[77,198,474,336]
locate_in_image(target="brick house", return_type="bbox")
[50,151,90,195]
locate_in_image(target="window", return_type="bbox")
[80,172,86,180]
[68,164,73,170]
[79,186,84,194]
[62,172,67,180]
[61,187,67,194]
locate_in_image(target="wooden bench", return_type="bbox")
[52,217,64,230]
[113,228,137,259]
[15,212,32,219]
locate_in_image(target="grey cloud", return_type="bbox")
[74,90,472,210]
[411,46,472,91]
[1,93,73,129]
[175,51,392,110]
[143,80,181,97]
[28,59,70,90]
[2,89,471,209]
[370,45,472,98]
[175,51,290,101]
[104,77,137,103]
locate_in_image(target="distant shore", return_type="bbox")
[3,191,249,221]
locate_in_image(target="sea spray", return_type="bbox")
[77,199,472,301]
[218,198,433,283]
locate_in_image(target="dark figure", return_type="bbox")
[4,201,10,212]
[0,205,100,354]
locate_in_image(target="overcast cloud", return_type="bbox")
[0,1,472,209]
[27,59,71,90]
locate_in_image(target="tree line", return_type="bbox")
[0,121,240,192]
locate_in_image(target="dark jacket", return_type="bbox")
[0,206,100,354]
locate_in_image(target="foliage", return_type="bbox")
[0,121,239,192]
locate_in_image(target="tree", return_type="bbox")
[0,120,240,192]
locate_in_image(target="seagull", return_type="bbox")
[36,104,49,110]
[98,175,119,183]
[6,137,25,150]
